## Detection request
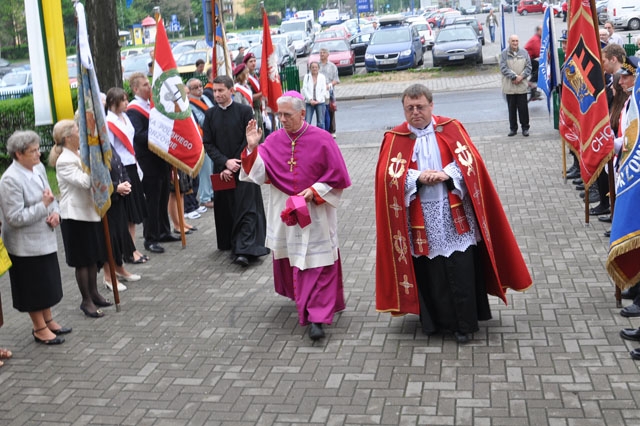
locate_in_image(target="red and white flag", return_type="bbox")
[260,8,283,112]
[149,18,204,177]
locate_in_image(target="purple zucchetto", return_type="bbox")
[281,90,304,100]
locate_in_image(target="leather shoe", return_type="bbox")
[630,348,640,360]
[508,130,517,137]
[309,323,325,341]
[522,129,529,137]
[454,332,470,344]
[566,170,580,179]
[575,184,585,191]
[620,328,640,342]
[620,303,640,317]
[144,242,165,253]
[571,178,583,185]
[234,255,249,267]
[589,205,610,216]
[604,230,611,238]
[51,326,72,336]
[159,234,181,242]
[598,215,612,223]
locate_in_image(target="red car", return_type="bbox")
[517,0,544,15]
[307,38,355,76]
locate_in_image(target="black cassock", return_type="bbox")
[202,101,270,258]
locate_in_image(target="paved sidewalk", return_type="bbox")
[1,77,638,425]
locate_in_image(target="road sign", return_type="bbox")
[357,0,373,13]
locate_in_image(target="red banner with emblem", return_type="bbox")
[260,8,283,113]
[558,0,613,187]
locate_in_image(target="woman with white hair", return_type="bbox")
[0,130,69,345]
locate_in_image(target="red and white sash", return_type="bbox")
[234,83,253,105]
[127,98,150,119]
[106,111,135,155]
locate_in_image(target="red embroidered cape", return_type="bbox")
[375,118,532,315]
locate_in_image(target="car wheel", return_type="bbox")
[521,10,528,15]
[418,52,424,66]
[481,37,485,46]
[476,53,483,64]
[349,65,355,75]
[629,18,640,31]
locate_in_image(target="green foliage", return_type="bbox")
[0,90,79,155]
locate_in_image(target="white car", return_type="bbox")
[407,17,435,50]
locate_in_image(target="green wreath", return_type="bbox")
[152,70,191,121]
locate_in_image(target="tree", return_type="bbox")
[85,0,123,90]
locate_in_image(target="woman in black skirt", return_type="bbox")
[105,88,149,264]
[50,120,110,318]
[0,130,70,344]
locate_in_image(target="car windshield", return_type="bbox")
[369,28,410,45]
[1,72,29,87]
[413,24,429,31]
[436,27,476,42]
[312,40,349,53]
[176,51,207,66]
[290,31,305,41]
[172,43,195,55]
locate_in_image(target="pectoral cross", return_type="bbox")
[288,156,296,172]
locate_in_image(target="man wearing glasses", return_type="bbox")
[374,84,532,344]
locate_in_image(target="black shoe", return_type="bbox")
[144,241,165,253]
[566,170,581,179]
[604,230,611,238]
[572,178,583,185]
[622,288,638,300]
[575,184,585,191]
[173,228,193,235]
[159,234,181,242]
[234,255,249,267]
[589,205,610,215]
[50,326,72,336]
[508,130,517,137]
[454,332,470,344]
[80,305,105,318]
[309,323,325,341]
[621,304,640,318]
[522,129,529,137]
[598,215,612,223]
[630,349,640,360]
[621,328,640,342]
[32,328,65,345]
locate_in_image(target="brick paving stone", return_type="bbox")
[1,73,639,425]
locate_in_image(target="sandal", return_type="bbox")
[0,348,12,360]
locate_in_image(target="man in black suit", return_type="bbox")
[126,72,179,254]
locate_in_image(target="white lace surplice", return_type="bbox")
[405,122,481,259]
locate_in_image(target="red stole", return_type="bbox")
[234,83,253,105]
[375,118,532,316]
[127,100,150,119]
[407,138,470,256]
[247,74,260,93]
[107,114,135,155]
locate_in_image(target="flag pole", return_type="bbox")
[102,218,122,309]
[173,167,187,247]
[211,1,217,76]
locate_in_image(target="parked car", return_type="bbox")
[453,16,485,46]
[122,54,151,80]
[316,28,349,41]
[596,0,608,24]
[0,70,32,99]
[289,30,313,56]
[364,19,424,72]
[502,0,519,12]
[227,40,248,63]
[171,39,208,56]
[175,49,211,74]
[248,43,294,74]
[0,58,11,77]
[517,0,545,15]
[426,8,455,28]
[407,17,435,50]
[481,3,494,12]
[607,0,640,30]
[307,38,355,75]
[439,11,463,28]
[432,25,483,67]
[350,32,373,63]
[462,5,478,14]
[272,33,297,62]
[238,33,262,48]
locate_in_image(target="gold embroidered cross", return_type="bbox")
[399,274,413,295]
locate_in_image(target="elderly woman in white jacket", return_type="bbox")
[301,61,329,130]
[49,119,111,318]
[0,130,69,345]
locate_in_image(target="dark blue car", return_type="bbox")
[364,21,424,72]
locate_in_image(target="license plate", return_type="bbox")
[449,55,464,60]
[378,58,396,65]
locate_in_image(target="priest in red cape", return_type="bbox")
[375,84,532,344]
[240,90,351,342]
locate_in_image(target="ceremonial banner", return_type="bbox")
[607,74,640,289]
[149,18,205,177]
[75,2,113,217]
[260,7,283,112]
[538,6,560,112]
[559,0,614,188]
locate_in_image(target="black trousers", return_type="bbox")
[142,172,171,243]
[506,93,530,132]
[596,169,610,207]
